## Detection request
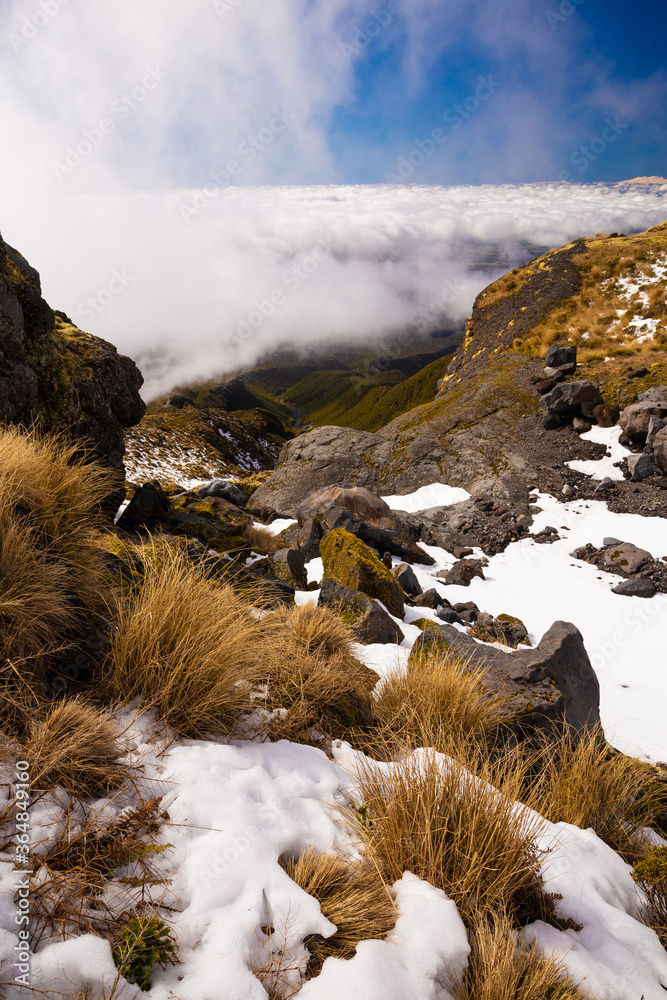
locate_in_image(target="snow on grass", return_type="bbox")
[382,483,471,512]
[566,424,631,481]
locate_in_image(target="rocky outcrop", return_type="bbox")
[411,620,601,735]
[0,231,145,472]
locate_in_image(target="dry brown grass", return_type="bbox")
[372,652,507,753]
[26,697,129,797]
[31,796,169,945]
[520,728,665,864]
[244,523,285,554]
[280,848,397,975]
[352,748,549,928]
[0,425,116,677]
[261,604,376,743]
[111,541,266,738]
[451,912,590,1000]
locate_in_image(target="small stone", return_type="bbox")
[603,537,622,546]
[562,484,574,497]
[437,608,464,625]
[602,542,652,576]
[413,588,446,610]
[593,478,615,493]
[542,413,562,430]
[627,453,654,482]
[453,546,473,559]
[612,578,657,598]
[545,343,577,368]
[392,562,423,597]
[572,418,592,433]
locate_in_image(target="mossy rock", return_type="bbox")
[412,618,440,632]
[320,529,405,617]
[163,493,252,551]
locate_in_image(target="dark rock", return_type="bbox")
[612,578,657,598]
[197,479,248,507]
[288,517,323,561]
[413,588,446,610]
[438,559,485,586]
[314,496,434,565]
[164,393,191,409]
[453,601,479,613]
[646,416,666,451]
[437,608,464,625]
[410,620,601,735]
[545,344,577,368]
[654,426,667,473]
[619,401,667,443]
[382,552,393,570]
[0,233,144,479]
[602,542,652,577]
[572,417,592,433]
[592,403,620,428]
[286,548,308,590]
[392,562,423,597]
[536,376,564,395]
[628,366,649,379]
[542,412,562,430]
[318,578,404,645]
[540,380,604,417]
[627,453,654,481]
[544,362,576,378]
[593,477,615,494]
[453,546,473,558]
[117,481,170,528]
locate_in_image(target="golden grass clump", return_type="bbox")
[0,425,116,673]
[244,523,285,554]
[451,912,589,1000]
[632,845,667,948]
[26,697,128,797]
[261,603,376,743]
[520,728,666,864]
[354,749,547,928]
[111,542,265,738]
[372,652,507,752]
[280,848,396,975]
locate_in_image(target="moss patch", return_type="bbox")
[320,530,405,617]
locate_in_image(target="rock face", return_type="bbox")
[620,401,667,443]
[411,620,600,735]
[320,528,405,617]
[0,232,145,471]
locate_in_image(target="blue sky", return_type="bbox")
[0,0,665,201]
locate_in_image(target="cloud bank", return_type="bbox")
[3,182,665,398]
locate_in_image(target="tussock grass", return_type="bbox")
[26,697,128,797]
[261,604,375,743]
[244,523,285,554]
[353,748,548,928]
[520,728,665,863]
[451,912,589,1000]
[0,425,115,675]
[280,848,396,975]
[372,652,507,752]
[111,542,265,738]
[632,845,667,947]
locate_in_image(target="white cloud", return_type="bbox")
[2,182,664,399]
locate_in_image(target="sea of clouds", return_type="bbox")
[6,181,663,398]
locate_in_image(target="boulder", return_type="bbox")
[654,426,667,473]
[539,380,604,418]
[646,416,666,451]
[612,578,657,598]
[392,562,423,597]
[197,479,248,507]
[320,528,405,617]
[627,453,654,481]
[602,542,652,577]
[297,485,390,524]
[545,344,577,368]
[410,620,600,735]
[619,401,667,443]
[438,558,485,586]
[318,578,404,644]
[413,588,446,610]
[117,481,170,528]
[638,386,667,403]
[572,417,592,434]
[437,608,464,625]
[0,234,144,476]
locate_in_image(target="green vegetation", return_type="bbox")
[113,917,176,990]
[320,528,405,616]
